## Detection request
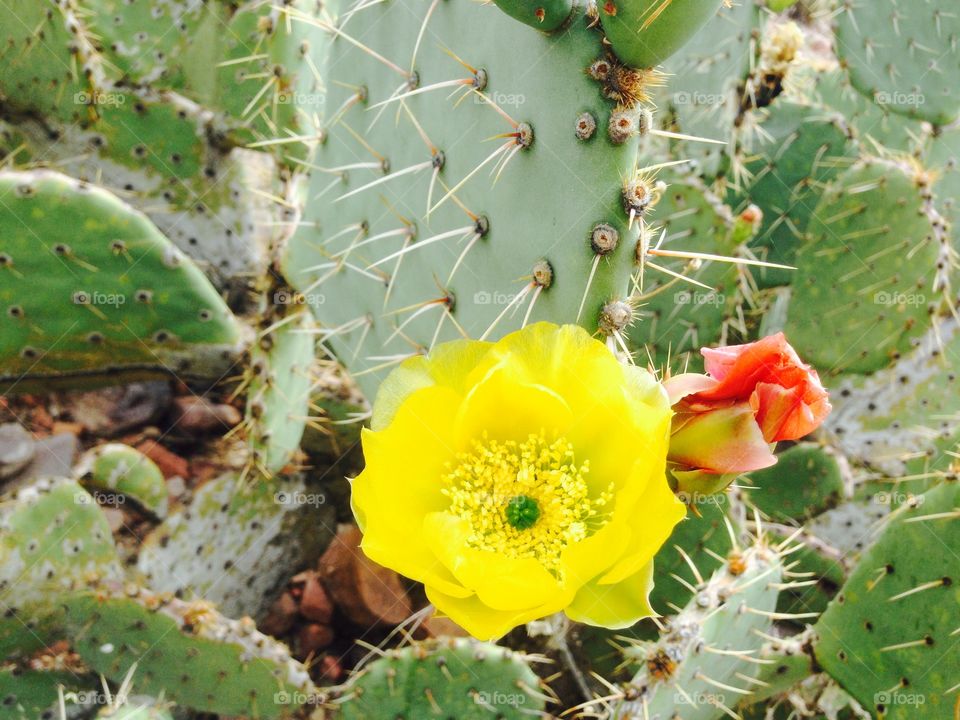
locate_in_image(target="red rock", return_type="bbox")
[170,397,242,434]
[259,592,299,637]
[316,654,342,682]
[134,439,188,479]
[299,572,334,624]
[318,525,413,627]
[297,623,335,659]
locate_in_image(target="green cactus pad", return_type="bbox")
[0,479,122,660]
[617,543,784,719]
[283,0,649,399]
[655,0,758,181]
[0,0,103,122]
[804,69,926,154]
[0,170,244,392]
[97,702,174,720]
[835,0,960,126]
[63,589,312,719]
[825,318,960,478]
[631,175,748,370]
[744,443,845,523]
[247,309,316,475]
[82,443,169,518]
[0,667,95,720]
[600,0,727,69]
[335,638,547,720]
[649,494,738,614]
[814,482,960,718]
[137,472,334,620]
[735,101,857,287]
[784,157,948,375]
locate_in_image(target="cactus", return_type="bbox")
[0,170,243,392]
[0,479,123,659]
[137,471,335,620]
[834,0,960,126]
[63,588,313,718]
[814,481,960,718]
[744,443,844,523]
[1,0,959,718]
[79,443,169,518]
[784,157,950,375]
[246,309,317,475]
[281,0,697,398]
[0,668,95,720]
[333,637,550,719]
[610,541,785,719]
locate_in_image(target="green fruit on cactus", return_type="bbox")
[600,0,729,68]
[0,170,244,392]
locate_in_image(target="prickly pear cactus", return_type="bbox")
[282,0,729,397]
[334,638,549,719]
[0,170,243,391]
[0,0,959,718]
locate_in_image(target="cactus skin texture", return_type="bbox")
[81,443,169,519]
[600,0,728,69]
[614,542,783,719]
[283,0,674,399]
[333,638,548,719]
[814,482,960,719]
[834,0,960,126]
[0,170,243,392]
[63,589,313,719]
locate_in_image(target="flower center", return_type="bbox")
[442,432,613,575]
[505,495,540,529]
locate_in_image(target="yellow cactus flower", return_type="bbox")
[350,322,686,639]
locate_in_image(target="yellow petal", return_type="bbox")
[559,511,631,588]
[565,559,657,628]
[599,467,687,585]
[423,511,569,611]
[426,585,566,641]
[352,386,466,597]
[454,364,573,448]
[371,339,493,430]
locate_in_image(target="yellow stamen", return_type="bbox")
[442,432,613,576]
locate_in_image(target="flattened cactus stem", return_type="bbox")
[492,0,575,31]
[600,0,725,68]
